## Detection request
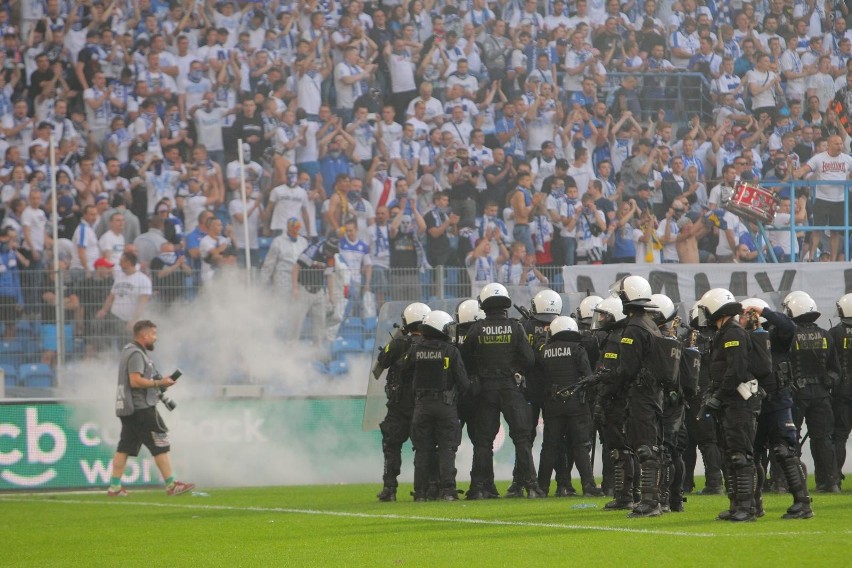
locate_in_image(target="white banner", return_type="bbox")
[563,263,851,327]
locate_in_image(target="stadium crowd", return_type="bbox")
[2,0,852,346]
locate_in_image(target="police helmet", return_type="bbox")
[837,293,852,325]
[648,294,677,326]
[591,296,626,330]
[479,282,512,310]
[782,290,811,311]
[697,288,741,324]
[422,310,454,338]
[577,295,603,324]
[689,302,706,329]
[456,299,485,325]
[549,315,580,339]
[785,295,820,322]
[402,302,431,331]
[740,297,769,324]
[531,289,562,323]
[613,275,656,311]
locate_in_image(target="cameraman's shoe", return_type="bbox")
[377,487,397,502]
[505,482,524,498]
[107,487,128,497]
[166,481,195,496]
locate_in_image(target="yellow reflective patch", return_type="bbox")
[384,343,390,353]
[604,352,618,359]
[621,337,634,345]
[823,338,828,349]
[724,340,740,348]
[443,357,450,370]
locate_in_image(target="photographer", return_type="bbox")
[108,320,194,497]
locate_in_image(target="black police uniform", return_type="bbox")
[596,322,636,509]
[606,311,668,517]
[406,334,470,500]
[376,332,423,497]
[708,318,761,521]
[829,321,852,487]
[660,332,698,512]
[682,327,724,494]
[790,320,840,491]
[507,315,551,495]
[455,323,496,497]
[561,327,608,495]
[752,309,813,517]
[461,308,539,498]
[534,333,594,494]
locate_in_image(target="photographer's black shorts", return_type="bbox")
[117,407,170,457]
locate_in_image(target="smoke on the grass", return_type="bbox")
[58,271,380,487]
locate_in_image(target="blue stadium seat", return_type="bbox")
[0,340,24,367]
[19,364,53,388]
[1,363,17,388]
[327,360,349,375]
[258,236,274,263]
[331,337,361,358]
[363,337,375,353]
[41,324,74,353]
[363,317,377,332]
[338,318,364,347]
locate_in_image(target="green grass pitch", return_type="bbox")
[2,481,850,567]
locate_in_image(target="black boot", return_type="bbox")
[604,451,634,510]
[780,454,814,520]
[505,481,525,498]
[526,482,546,498]
[465,484,487,500]
[377,486,397,502]
[440,488,459,501]
[717,464,736,521]
[728,465,757,522]
[659,455,673,514]
[628,459,662,518]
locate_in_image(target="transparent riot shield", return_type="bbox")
[361,298,472,431]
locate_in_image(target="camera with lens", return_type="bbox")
[155,368,183,412]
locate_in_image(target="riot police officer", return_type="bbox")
[455,299,497,498]
[535,316,598,496]
[592,295,636,510]
[461,283,540,499]
[741,297,813,519]
[573,295,608,495]
[649,294,695,513]
[604,276,673,518]
[786,294,841,493]
[507,289,562,498]
[698,288,761,522]
[682,302,724,495]
[831,293,852,487]
[406,310,471,501]
[374,302,431,502]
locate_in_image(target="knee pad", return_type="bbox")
[636,445,655,462]
[729,452,749,468]
[772,442,796,460]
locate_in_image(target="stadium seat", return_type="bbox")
[1,363,17,388]
[258,236,274,263]
[0,339,24,367]
[41,324,75,353]
[19,364,53,388]
[331,337,361,358]
[338,318,364,347]
[363,338,375,353]
[327,360,349,375]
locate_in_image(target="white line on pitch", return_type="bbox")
[3,497,848,538]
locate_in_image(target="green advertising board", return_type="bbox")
[0,398,525,491]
